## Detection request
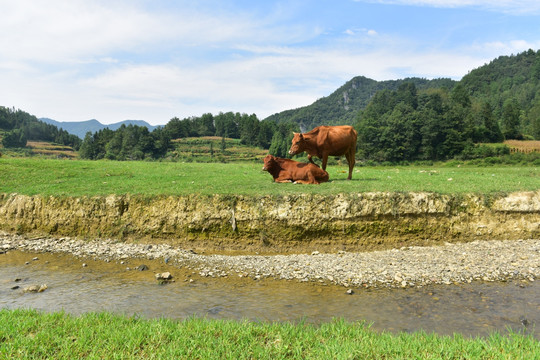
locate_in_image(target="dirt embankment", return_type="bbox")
[0,191,539,254]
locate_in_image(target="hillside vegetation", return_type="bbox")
[461,49,540,138]
[0,106,81,150]
[266,49,540,142]
[172,137,267,162]
[1,50,539,163]
[264,77,456,131]
[39,118,158,139]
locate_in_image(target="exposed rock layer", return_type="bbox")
[1,191,539,253]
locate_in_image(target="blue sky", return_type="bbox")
[1,1,540,125]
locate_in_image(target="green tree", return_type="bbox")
[220,136,226,152]
[164,117,190,139]
[502,99,522,139]
[79,132,97,159]
[151,127,171,158]
[479,102,504,142]
[450,83,471,108]
[198,113,215,136]
[257,121,276,149]
[2,128,27,148]
[239,114,260,146]
[105,128,123,160]
[268,132,286,157]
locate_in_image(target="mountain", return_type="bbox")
[39,118,158,139]
[460,49,540,137]
[263,76,456,131]
[263,49,540,139]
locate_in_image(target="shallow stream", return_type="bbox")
[1,250,538,339]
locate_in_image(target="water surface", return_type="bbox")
[1,251,537,338]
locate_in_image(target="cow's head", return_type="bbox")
[262,154,276,171]
[288,133,305,156]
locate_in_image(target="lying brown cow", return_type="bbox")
[262,154,329,184]
[288,125,357,180]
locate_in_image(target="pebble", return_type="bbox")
[1,233,538,289]
[23,284,48,293]
[155,272,172,280]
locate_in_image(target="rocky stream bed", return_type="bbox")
[1,232,538,289]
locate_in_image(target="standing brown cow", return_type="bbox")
[288,125,357,180]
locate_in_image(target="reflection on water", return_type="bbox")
[1,251,538,338]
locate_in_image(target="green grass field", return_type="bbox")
[0,157,538,196]
[1,309,537,359]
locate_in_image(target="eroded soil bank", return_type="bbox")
[1,191,539,253]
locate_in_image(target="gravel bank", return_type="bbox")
[1,232,538,289]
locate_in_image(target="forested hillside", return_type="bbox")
[39,118,157,139]
[264,77,456,131]
[266,49,540,142]
[355,83,505,162]
[0,107,81,149]
[460,49,540,139]
[2,49,539,162]
[77,112,299,160]
[354,49,540,162]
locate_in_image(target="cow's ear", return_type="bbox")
[299,133,304,140]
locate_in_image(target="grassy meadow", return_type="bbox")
[0,157,538,196]
[1,156,539,357]
[1,309,537,359]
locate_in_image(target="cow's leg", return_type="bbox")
[345,148,355,180]
[306,171,318,184]
[307,154,316,164]
[321,154,329,171]
[294,179,318,185]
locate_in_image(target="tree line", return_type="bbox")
[356,83,508,162]
[2,50,539,162]
[78,125,171,160]
[460,49,540,140]
[266,49,540,142]
[0,106,81,149]
[77,112,300,160]
[0,97,532,163]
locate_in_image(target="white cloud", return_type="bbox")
[478,40,540,53]
[344,28,379,37]
[1,1,539,125]
[361,0,540,14]
[6,1,332,64]
[72,44,489,122]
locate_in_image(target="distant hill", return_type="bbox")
[263,49,540,139]
[39,118,158,139]
[460,49,540,137]
[263,76,456,131]
[0,106,82,149]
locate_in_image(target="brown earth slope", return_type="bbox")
[0,191,538,254]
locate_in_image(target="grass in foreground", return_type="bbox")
[0,157,539,196]
[0,309,537,359]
